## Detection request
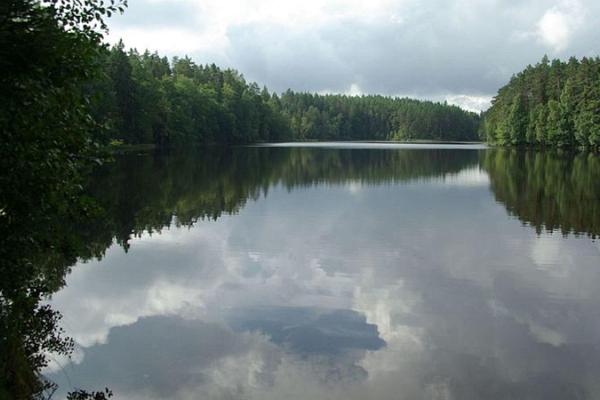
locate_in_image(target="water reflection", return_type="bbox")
[483,149,600,238]
[81,147,481,250]
[38,145,600,399]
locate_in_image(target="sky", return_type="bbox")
[106,0,600,112]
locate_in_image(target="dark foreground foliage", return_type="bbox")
[0,0,125,398]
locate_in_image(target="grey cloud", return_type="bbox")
[224,14,511,96]
[224,24,356,93]
[219,1,600,101]
[226,307,385,355]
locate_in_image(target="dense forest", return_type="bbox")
[481,56,600,148]
[89,43,481,146]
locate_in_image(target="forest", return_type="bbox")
[481,55,600,148]
[89,42,481,146]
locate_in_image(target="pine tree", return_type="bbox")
[508,94,527,144]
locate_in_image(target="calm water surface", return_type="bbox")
[47,144,600,399]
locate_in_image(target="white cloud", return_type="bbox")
[536,0,585,52]
[347,83,363,97]
[537,10,570,52]
[107,27,221,54]
[445,94,492,113]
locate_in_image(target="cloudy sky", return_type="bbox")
[106,0,600,111]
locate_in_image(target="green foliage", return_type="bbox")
[277,92,480,142]
[91,51,294,145]
[508,94,527,144]
[89,48,480,146]
[482,55,600,149]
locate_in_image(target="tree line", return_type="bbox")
[89,42,481,146]
[480,55,600,149]
[278,91,480,141]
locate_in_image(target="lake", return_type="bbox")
[46,143,600,400]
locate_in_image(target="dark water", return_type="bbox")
[46,144,600,400]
